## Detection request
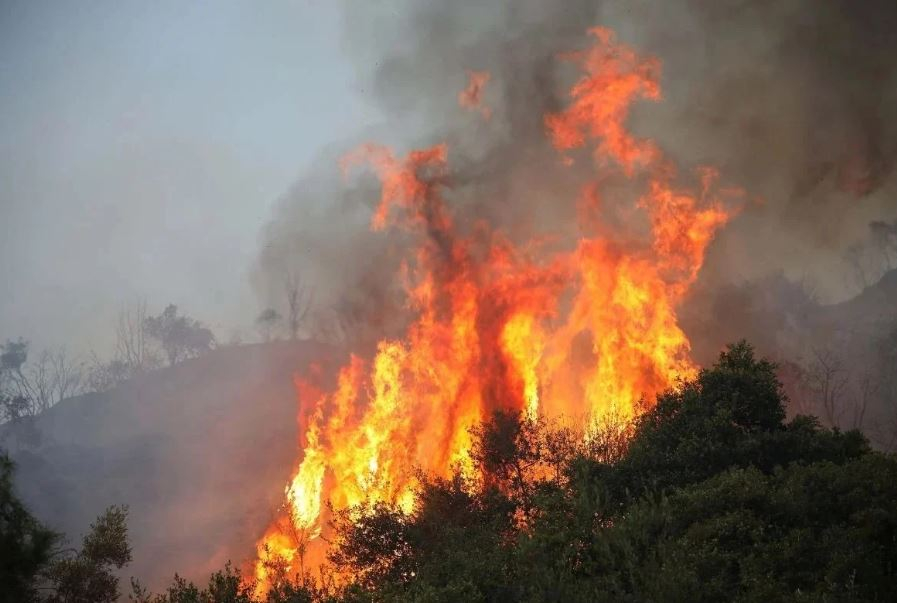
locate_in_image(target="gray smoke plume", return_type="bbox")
[254,0,897,354]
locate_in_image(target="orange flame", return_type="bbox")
[253,26,739,590]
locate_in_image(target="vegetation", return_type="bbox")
[1,339,85,424]
[143,305,215,367]
[44,505,132,603]
[310,343,893,602]
[2,342,896,601]
[0,453,58,602]
[1,451,132,603]
[0,302,216,431]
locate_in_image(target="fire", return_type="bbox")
[545,26,661,172]
[253,26,738,590]
[458,70,492,120]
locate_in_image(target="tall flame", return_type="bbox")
[253,26,738,589]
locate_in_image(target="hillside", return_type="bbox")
[2,272,896,591]
[816,268,897,338]
[668,268,897,437]
[2,341,337,590]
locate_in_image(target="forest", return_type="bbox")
[4,342,895,602]
[4,1,897,602]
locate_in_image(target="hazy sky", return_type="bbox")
[0,0,380,352]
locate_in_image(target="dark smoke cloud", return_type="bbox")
[255,0,897,343]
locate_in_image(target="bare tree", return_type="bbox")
[24,350,52,413]
[848,370,878,430]
[22,348,85,413]
[80,300,160,393]
[1,341,85,419]
[115,300,156,373]
[285,272,313,340]
[84,352,131,393]
[48,348,84,403]
[804,348,851,427]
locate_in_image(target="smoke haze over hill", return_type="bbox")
[257,0,897,341]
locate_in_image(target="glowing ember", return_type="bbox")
[458,70,492,120]
[253,26,738,590]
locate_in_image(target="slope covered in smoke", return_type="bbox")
[680,267,897,447]
[2,341,338,591]
[3,274,895,593]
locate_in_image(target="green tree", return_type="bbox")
[0,452,60,603]
[46,505,132,603]
[604,341,868,505]
[614,455,897,602]
[144,305,215,366]
[132,563,301,603]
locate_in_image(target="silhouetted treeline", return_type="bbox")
[0,303,215,429]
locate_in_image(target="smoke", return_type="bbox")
[255,0,897,338]
[12,2,896,589]
[4,341,343,590]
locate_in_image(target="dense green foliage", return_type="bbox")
[0,453,60,603]
[1,456,133,603]
[45,505,132,603]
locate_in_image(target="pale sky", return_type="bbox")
[0,0,381,352]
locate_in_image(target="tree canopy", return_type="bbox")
[315,342,897,602]
[1,452,132,603]
[0,453,59,603]
[143,305,215,366]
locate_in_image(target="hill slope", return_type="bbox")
[2,341,336,590]
[3,272,896,589]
